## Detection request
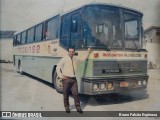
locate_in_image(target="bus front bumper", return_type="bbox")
[81,75,149,95]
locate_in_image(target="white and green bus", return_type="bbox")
[13,3,148,95]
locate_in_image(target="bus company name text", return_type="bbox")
[103,53,141,58]
[15,45,40,54]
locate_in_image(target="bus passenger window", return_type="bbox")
[45,16,59,40]
[21,32,27,44]
[27,28,35,43]
[35,24,43,41]
[17,34,21,45]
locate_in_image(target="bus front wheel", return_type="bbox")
[53,71,63,93]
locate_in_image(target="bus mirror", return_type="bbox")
[96,24,104,34]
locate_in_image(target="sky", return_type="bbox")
[0,0,160,32]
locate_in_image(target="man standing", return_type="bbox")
[56,47,89,113]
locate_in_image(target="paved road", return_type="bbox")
[1,63,160,113]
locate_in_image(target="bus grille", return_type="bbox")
[93,61,147,76]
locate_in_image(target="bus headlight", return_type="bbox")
[93,83,99,91]
[143,80,147,85]
[132,81,137,87]
[138,81,142,86]
[106,82,113,90]
[100,83,106,90]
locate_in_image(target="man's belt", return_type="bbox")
[67,77,76,79]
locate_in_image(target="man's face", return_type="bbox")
[68,48,75,58]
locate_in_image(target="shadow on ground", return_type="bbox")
[79,90,149,110]
[17,72,149,110]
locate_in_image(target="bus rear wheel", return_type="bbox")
[53,71,63,93]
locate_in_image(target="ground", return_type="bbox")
[0,63,160,119]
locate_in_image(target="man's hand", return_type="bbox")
[62,75,67,80]
[88,48,92,53]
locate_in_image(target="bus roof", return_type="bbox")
[61,2,143,16]
[15,2,143,35]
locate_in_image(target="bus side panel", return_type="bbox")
[14,55,61,83]
[34,57,61,83]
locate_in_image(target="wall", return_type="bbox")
[0,38,13,62]
[144,29,160,43]
[152,29,160,43]
[146,43,160,69]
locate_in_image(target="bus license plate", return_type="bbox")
[120,82,129,87]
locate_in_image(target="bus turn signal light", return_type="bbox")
[145,54,147,58]
[94,53,99,58]
[106,82,113,90]
[93,83,99,91]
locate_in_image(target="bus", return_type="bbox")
[13,3,148,95]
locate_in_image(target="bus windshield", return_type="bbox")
[83,5,142,50]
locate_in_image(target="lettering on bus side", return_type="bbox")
[103,53,142,58]
[103,53,124,57]
[32,45,35,53]
[124,53,141,57]
[16,45,40,54]
[36,45,40,53]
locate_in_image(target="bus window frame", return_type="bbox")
[35,23,44,42]
[60,8,83,50]
[21,31,27,44]
[44,15,60,41]
[16,34,22,45]
[27,27,35,44]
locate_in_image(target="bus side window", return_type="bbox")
[21,31,27,44]
[35,23,43,42]
[27,27,35,43]
[17,34,21,45]
[45,16,59,40]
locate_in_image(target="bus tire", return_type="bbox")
[18,61,23,75]
[53,71,63,93]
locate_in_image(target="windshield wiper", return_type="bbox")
[126,37,140,52]
[82,45,110,51]
[131,40,139,51]
[130,40,146,52]
[89,46,110,51]
[137,48,147,52]
[82,40,110,51]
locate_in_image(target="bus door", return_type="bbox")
[70,13,82,49]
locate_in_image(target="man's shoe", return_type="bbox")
[65,107,70,113]
[76,107,83,113]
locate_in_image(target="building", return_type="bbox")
[144,26,160,69]
[0,31,16,63]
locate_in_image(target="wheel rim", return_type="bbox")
[56,76,63,88]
